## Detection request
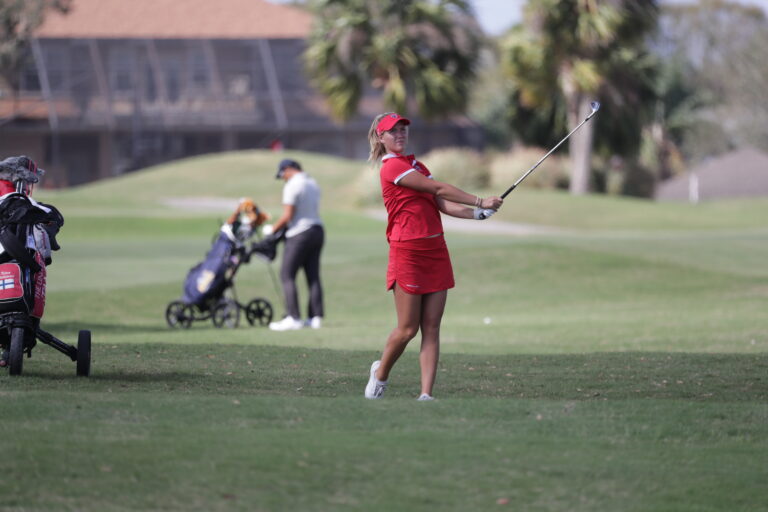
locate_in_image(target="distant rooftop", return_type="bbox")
[655,147,768,201]
[34,0,313,39]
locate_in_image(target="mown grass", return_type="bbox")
[2,150,767,511]
[2,345,767,511]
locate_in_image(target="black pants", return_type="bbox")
[280,225,324,319]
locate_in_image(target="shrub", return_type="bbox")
[420,148,490,189]
[621,162,656,198]
[354,162,384,207]
[489,147,569,191]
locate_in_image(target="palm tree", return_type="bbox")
[501,0,659,195]
[303,0,481,121]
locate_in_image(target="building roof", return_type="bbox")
[655,147,768,201]
[35,0,313,39]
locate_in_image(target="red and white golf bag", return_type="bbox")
[0,155,63,319]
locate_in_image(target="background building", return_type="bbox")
[0,0,483,187]
[655,148,768,202]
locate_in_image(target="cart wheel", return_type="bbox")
[245,298,273,327]
[180,305,195,329]
[166,301,193,329]
[212,300,240,329]
[76,330,91,377]
[9,326,25,376]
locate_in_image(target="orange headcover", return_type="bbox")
[227,198,270,227]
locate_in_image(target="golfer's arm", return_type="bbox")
[271,204,295,232]
[435,197,474,219]
[398,172,480,207]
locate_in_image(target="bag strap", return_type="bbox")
[0,226,41,273]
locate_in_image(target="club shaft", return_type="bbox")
[501,112,596,199]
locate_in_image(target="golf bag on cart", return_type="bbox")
[0,155,91,376]
[165,198,277,329]
[182,229,242,307]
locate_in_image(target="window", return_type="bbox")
[109,47,134,93]
[19,62,41,92]
[44,46,68,93]
[188,47,209,91]
[161,56,182,103]
[144,62,156,102]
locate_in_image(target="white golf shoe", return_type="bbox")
[269,316,304,331]
[306,316,322,329]
[364,360,387,399]
[417,394,434,401]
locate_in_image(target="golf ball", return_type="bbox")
[483,317,492,325]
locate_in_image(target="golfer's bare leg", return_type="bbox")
[419,290,447,396]
[376,284,421,381]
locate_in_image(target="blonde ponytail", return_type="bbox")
[367,112,396,162]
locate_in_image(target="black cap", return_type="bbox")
[276,159,301,179]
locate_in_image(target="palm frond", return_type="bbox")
[303,0,481,121]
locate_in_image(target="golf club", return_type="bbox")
[500,101,601,199]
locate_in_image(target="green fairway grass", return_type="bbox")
[2,150,767,511]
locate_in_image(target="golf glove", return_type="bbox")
[473,208,496,220]
[261,223,274,236]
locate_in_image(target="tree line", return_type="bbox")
[305,0,767,197]
[2,0,765,197]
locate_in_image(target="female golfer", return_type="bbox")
[364,113,503,400]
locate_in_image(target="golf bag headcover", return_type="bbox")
[0,156,45,195]
[227,198,270,236]
[0,194,64,267]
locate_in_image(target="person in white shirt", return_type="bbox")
[267,159,325,331]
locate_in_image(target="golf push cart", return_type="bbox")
[0,156,91,377]
[165,198,281,329]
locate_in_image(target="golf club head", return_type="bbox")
[587,101,601,119]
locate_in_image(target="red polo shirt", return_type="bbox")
[380,153,443,242]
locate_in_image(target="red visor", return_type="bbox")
[376,113,411,134]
